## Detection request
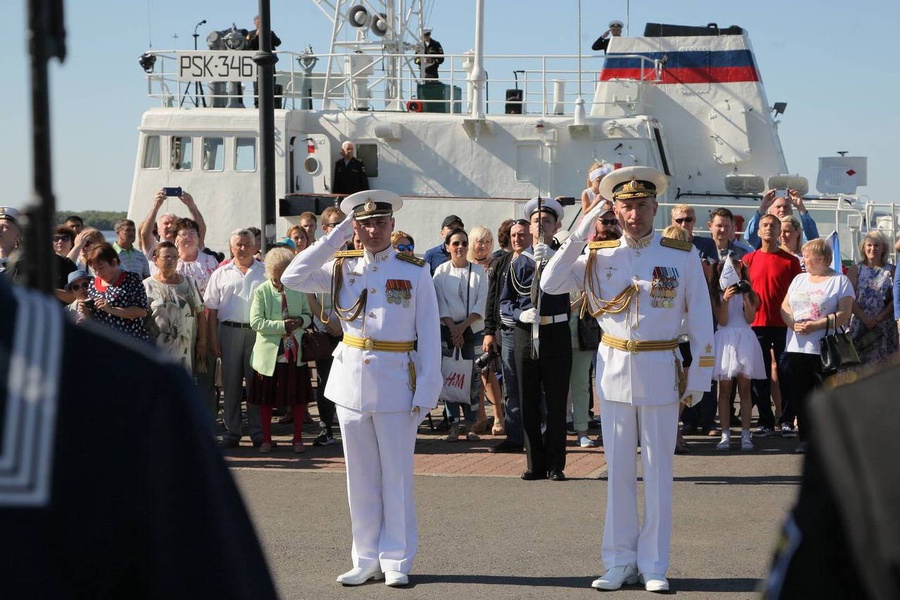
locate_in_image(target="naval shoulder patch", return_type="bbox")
[588,240,620,250]
[334,250,364,258]
[660,238,693,252]
[396,253,426,267]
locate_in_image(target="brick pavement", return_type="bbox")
[222,408,609,478]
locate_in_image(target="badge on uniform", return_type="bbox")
[386,279,412,307]
[650,266,679,308]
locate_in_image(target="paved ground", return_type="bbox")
[224,412,802,599]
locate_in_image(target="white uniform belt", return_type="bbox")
[539,313,568,325]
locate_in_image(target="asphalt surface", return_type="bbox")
[230,430,802,599]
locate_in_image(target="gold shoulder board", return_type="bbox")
[660,238,693,252]
[396,253,426,267]
[588,240,620,250]
[334,250,364,258]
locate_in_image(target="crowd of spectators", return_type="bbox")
[4,175,900,460]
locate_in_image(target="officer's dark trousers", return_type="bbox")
[751,326,788,429]
[514,322,572,474]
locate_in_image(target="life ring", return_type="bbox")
[407,99,423,112]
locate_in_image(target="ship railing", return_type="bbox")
[140,49,660,116]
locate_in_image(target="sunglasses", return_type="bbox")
[52,235,72,242]
[69,282,89,291]
[395,244,414,252]
[599,219,619,226]
[674,217,695,224]
[450,241,469,247]
[323,222,342,228]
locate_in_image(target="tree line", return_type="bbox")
[54,210,128,231]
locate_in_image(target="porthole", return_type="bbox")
[304,156,321,175]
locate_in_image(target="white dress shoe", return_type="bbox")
[591,564,639,590]
[384,570,409,587]
[640,572,669,592]
[336,565,383,586]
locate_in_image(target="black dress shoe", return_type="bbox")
[548,469,567,481]
[490,440,524,454]
[521,470,548,481]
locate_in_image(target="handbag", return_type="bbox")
[300,328,334,362]
[820,314,861,373]
[440,348,474,405]
[576,313,601,351]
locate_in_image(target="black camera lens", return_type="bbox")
[735,281,752,294]
[474,350,496,370]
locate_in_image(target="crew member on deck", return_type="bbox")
[332,141,370,195]
[281,189,442,588]
[542,166,715,593]
[592,19,624,52]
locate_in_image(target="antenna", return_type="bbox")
[146,0,153,47]
[837,150,848,157]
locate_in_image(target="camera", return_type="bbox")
[474,349,498,370]
[163,186,182,197]
[733,280,752,294]
[83,298,95,309]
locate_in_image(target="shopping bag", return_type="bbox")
[440,350,473,404]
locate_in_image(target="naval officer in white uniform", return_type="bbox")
[541,167,714,593]
[281,190,442,588]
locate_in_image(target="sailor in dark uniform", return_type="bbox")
[764,364,900,600]
[499,197,572,482]
[0,274,276,598]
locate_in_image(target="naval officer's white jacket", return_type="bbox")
[541,232,714,404]
[281,222,442,414]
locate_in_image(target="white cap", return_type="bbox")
[423,27,432,35]
[599,166,669,201]
[523,197,565,221]
[0,206,20,224]
[609,20,624,28]
[340,189,403,221]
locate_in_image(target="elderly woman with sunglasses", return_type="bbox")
[432,228,489,442]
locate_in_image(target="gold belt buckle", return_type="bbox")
[625,340,637,353]
[363,338,374,351]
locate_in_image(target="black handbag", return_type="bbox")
[820,314,861,374]
[301,328,335,362]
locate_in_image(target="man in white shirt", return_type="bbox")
[204,229,266,448]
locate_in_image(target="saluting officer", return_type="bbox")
[281,190,442,588]
[541,167,715,593]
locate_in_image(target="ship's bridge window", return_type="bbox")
[202,137,225,171]
[142,135,160,169]
[170,136,193,171]
[357,143,378,178]
[235,138,257,172]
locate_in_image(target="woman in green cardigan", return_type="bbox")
[249,247,314,454]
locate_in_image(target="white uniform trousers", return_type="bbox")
[600,399,679,575]
[336,405,420,574]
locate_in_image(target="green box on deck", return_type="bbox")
[416,82,462,113]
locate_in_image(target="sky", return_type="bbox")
[2,0,898,214]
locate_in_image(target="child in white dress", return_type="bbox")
[711,257,766,451]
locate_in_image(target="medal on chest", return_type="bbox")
[650,266,679,308]
[386,279,412,307]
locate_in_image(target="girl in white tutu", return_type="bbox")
[710,257,766,451]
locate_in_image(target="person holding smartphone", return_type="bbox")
[745,188,819,249]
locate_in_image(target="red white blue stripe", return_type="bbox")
[601,49,759,84]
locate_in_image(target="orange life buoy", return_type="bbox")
[407,99,423,112]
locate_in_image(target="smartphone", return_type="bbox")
[163,186,182,197]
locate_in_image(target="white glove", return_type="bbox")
[328,215,356,246]
[518,308,538,324]
[680,390,704,407]
[533,242,548,263]
[573,201,610,241]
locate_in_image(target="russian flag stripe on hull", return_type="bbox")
[601,49,759,83]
